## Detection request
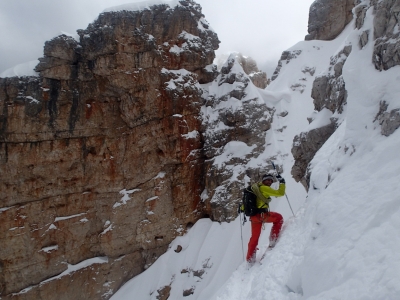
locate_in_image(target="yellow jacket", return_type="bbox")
[251,182,286,209]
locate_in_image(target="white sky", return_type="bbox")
[0,0,315,77]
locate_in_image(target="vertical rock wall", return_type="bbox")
[372,0,400,135]
[201,54,274,222]
[373,0,400,70]
[0,1,219,299]
[305,0,355,41]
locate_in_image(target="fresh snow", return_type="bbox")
[54,213,86,222]
[1,1,399,299]
[103,0,180,13]
[181,130,200,139]
[111,218,251,300]
[306,108,333,131]
[213,141,257,168]
[14,257,109,296]
[47,224,57,231]
[42,257,109,284]
[114,188,141,208]
[0,206,14,213]
[40,245,59,253]
[112,4,400,300]
[101,221,113,235]
[154,171,166,179]
[146,196,159,202]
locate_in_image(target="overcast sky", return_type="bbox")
[0,0,315,77]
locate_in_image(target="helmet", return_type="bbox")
[262,174,274,181]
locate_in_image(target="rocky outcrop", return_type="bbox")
[271,50,302,81]
[305,0,355,41]
[373,0,400,70]
[291,45,351,189]
[234,53,269,89]
[0,1,219,299]
[312,45,352,114]
[250,72,269,89]
[370,0,400,135]
[374,101,400,136]
[291,121,336,190]
[201,54,274,222]
[214,53,269,89]
[305,0,400,141]
[380,109,400,135]
[355,3,369,30]
[35,35,80,80]
[293,0,400,188]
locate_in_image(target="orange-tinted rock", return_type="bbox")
[0,1,218,298]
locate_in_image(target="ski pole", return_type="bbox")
[238,204,245,261]
[270,161,295,217]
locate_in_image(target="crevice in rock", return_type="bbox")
[48,79,60,128]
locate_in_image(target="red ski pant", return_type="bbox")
[246,212,283,261]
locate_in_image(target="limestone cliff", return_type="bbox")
[305,0,355,41]
[292,0,400,189]
[0,1,219,299]
[6,0,400,298]
[201,53,274,222]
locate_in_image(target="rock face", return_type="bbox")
[291,121,336,190]
[215,53,269,88]
[271,50,302,81]
[0,1,219,299]
[291,45,351,189]
[234,53,269,89]
[305,0,355,41]
[311,45,351,114]
[293,0,400,189]
[371,0,400,136]
[373,0,400,70]
[201,54,274,222]
[375,101,400,136]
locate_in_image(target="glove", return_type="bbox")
[276,175,285,184]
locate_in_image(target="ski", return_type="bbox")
[259,246,273,262]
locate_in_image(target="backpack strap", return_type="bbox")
[250,183,271,211]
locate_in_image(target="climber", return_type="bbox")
[246,173,285,263]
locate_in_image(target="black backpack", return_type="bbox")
[242,185,265,216]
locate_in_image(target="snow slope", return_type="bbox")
[213,5,400,300]
[113,3,400,300]
[111,10,357,300]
